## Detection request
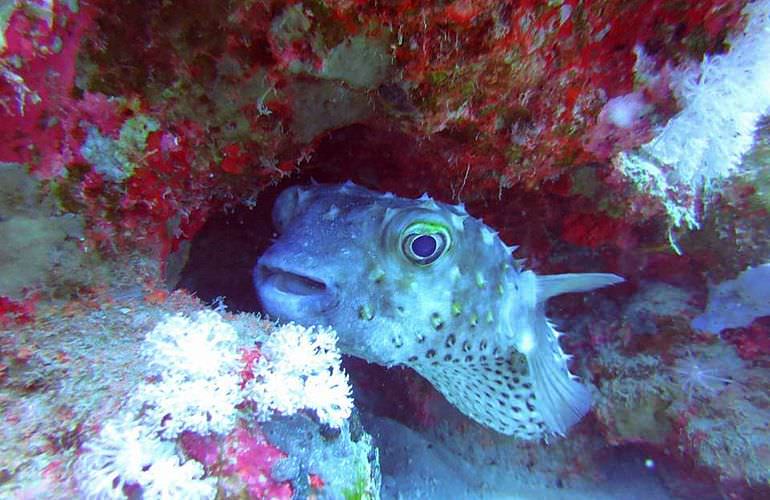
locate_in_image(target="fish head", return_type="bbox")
[254,182,514,365]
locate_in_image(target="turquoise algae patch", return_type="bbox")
[80,115,159,182]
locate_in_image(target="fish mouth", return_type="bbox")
[259,266,328,296]
[254,263,336,318]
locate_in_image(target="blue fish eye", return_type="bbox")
[401,222,450,265]
[411,234,437,258]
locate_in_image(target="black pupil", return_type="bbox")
[411,234,437,258]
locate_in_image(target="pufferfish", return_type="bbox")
[254,182,622,439]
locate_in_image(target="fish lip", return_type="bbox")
[257,264,329,296]
[254,263,338,315]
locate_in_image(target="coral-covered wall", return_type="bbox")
[1,1,754,258]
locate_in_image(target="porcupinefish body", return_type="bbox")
[254,182,622,439]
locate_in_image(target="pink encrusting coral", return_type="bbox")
[222,426,293,500]
[0,2,98,178]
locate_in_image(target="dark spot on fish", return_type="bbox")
[408,356,418,362]
[430,312,445,331]
[513,376,520,383]
[462,341,471,352]
[392,336,403,348]
[446,334,456,347]
[522,382,532,389]
[444,354,452,361]
[479,340,487,351]
[526,402,536,412]
[416,334,425,343]
[465,355,473,362]
[512,406,522,413]
[426,349,436,358]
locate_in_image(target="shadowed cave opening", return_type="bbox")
[173,122,626,431]
[175,123,446,428]
[176,123,419,313]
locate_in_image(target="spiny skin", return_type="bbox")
[254,182,622,439]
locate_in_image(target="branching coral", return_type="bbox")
[138,310,243,438]
[244,323,353,428]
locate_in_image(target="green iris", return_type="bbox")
[401,222,451,265]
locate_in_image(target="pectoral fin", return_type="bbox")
[536,273,623,302]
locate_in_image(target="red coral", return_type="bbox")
[223,426,293,500]
[561,212,635,249]
[0,295,37,326]
[722,318,770,362]
[73,92,125,138]
[239,346,263,389]
[180,431,220,468]
[220,144,249,175]
[309,473,325,490]
[0,3,97,178]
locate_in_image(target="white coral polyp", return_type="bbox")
[76,415,215,500]
[246,323,353,428]
[143,310,240,379]
[140,456,216,499]
[138,311,243,438]
[77,312,354,498]
[302,368,355,428]
[138,375,241,438]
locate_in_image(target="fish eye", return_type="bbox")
[401,222,450,265]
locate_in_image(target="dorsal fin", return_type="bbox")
[536,273,623,302]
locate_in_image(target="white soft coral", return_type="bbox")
[75,414,215,500]
[76,312,354,498]
[618,0,770,228]
[245,323,353,428]
[138,310,243,438]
